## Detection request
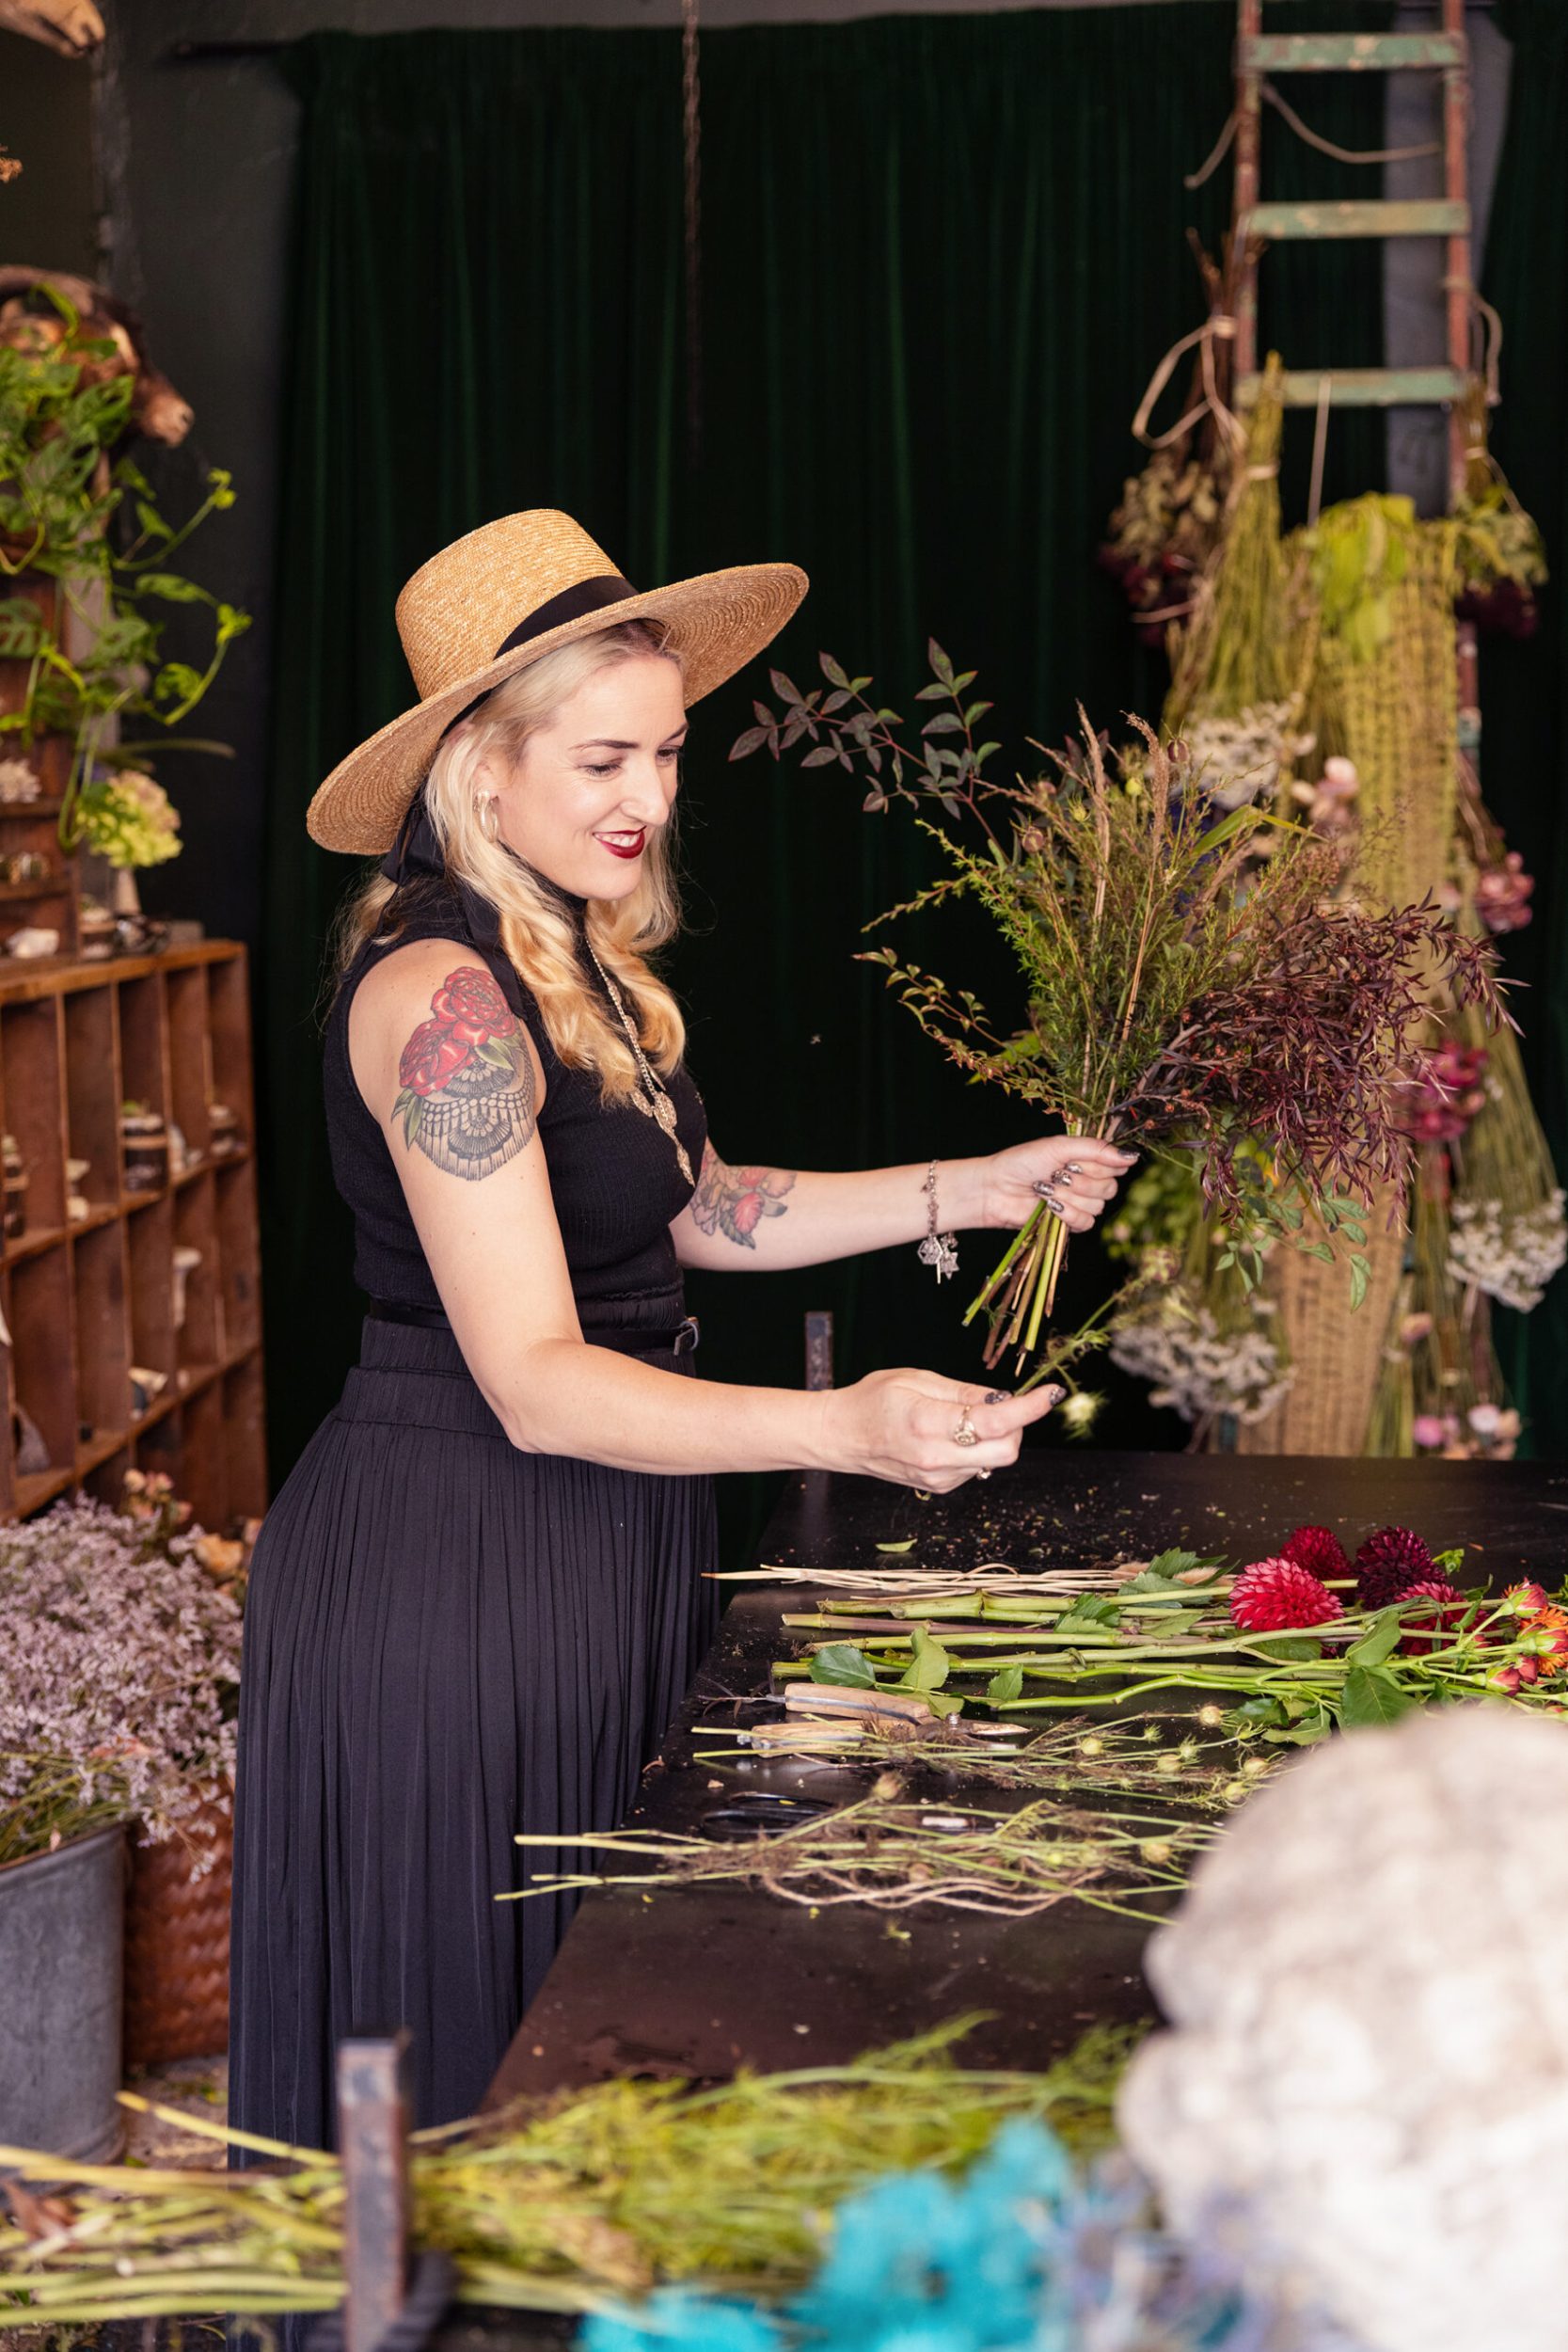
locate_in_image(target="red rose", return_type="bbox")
[429,966,517,1047]
[400,1018,471,1096]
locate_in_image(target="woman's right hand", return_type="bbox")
[818,1370,1064,1490]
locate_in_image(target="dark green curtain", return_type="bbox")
[1481,0,1568,1460]
[261,4,1390,1548]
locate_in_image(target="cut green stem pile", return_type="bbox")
[0,2026,1134,2326]
[773,1557,1560,1745]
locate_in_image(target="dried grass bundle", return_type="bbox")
[0,2027,1135,2324]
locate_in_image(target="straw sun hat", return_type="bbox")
[306,510,809,855]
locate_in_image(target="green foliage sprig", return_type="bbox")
[0,290,250,845]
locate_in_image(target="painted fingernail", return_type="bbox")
[1055,1172,1075,1188]
[1042,1385,1066,1406]
[984,1389,1008,1405]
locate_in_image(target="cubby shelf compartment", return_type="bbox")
[0,943,265,1524]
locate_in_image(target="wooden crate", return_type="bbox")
[0,943,266,1522]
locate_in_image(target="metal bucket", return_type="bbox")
[0,1824,127,2160]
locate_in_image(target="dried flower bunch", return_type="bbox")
[74,769,182,871]
[735,648,1500,1378]
[0,1489,242,1867]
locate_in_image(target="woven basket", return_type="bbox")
[1237,1191,1407,1456]
[122,1790,232,2067]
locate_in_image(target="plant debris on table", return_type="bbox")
[510,1781,1214,1921]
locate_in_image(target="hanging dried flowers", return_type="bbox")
[1447,1015,1567,1312]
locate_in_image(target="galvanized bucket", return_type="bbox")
[0,1824,127,2160]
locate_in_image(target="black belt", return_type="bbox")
[368,1299,700,1357]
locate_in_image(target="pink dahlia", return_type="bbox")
[1280,1525,1350,1583]
[1398,1580,1472,1657]
[1230,1558,1345,1633]
[1354,1526,1436,1611]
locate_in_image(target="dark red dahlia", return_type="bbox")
[1398,1579,1472,1657]
[1354,1526,1435,1611]
[1230,1558,1345,1633]
[1281,1525,1351,1583]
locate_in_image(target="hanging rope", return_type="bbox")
[1186,83,1440,190]
[681,0,704,462]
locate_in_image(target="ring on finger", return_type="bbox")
[952,1411,979,1447]
[975,1467,991,1481]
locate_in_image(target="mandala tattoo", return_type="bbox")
[689,1141,796,1249]
[392,964,537,1180]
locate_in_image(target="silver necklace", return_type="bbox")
[587,944,696,1186]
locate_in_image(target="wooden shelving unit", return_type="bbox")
[0,942,265,1526]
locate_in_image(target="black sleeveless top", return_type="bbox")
[325,819,706,1328]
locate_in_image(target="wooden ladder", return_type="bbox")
[1231,0,1475,505]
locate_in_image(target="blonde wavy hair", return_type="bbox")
[338,621,687,1104]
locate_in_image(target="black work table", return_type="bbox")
[486,1448,1568,2106]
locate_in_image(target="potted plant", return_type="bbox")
[0,1484,242,2158]
[0,281,248,948]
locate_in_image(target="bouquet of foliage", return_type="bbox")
[734,647,1500,1385]
[0,1490,242,1870]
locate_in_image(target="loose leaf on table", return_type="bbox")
[897,1625,953,1692]
[1054,1596,1119,1635]
[1248,1635,1323,1663]
[1338,1664,1415,1730]
[1346,1608,1402,1668]
[986,1664,1024,1707]
[1121,1549,1223,1596]
[875,1539,917,1554]
[810,1644,877,1690]
[1264,1709,1334,1747]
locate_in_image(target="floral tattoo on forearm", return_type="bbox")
[391,965,537,1179]
[690,1141,797,1248]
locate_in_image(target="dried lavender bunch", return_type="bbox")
[735,649,1502,1377]
[0,1496,241,1868]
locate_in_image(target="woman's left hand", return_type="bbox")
[979,1136,1138,1235]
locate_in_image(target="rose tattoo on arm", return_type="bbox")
[689,1141,797,1249]
[391,965,537,1180]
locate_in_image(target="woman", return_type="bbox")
[230,511,1132,2148]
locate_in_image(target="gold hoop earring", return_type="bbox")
[477,797,499,844]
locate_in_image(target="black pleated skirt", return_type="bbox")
[229,1311,719,2149]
